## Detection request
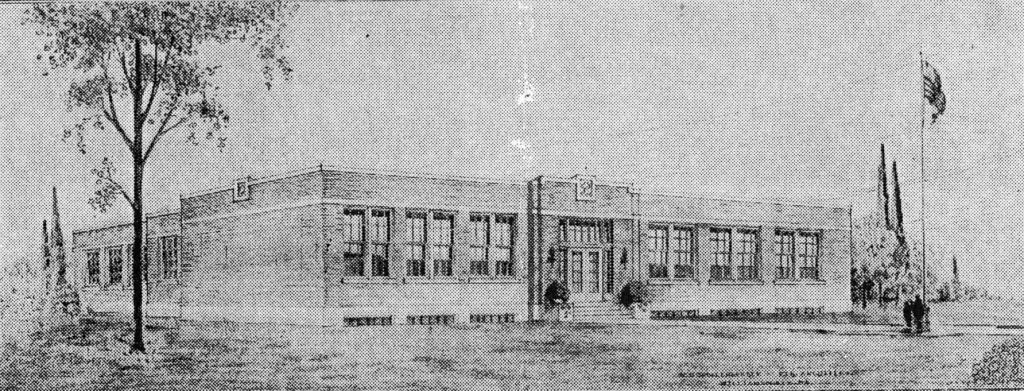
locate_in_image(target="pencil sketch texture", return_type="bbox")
[2,0,1023,389]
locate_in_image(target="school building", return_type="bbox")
[70,166,852,325]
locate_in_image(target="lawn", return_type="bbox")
[0,314,1016,390]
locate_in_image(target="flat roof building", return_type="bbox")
[71,166,852,325]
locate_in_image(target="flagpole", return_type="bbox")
[919,51,928,304]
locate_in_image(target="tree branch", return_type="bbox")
[95,162,136,210]
[101,59,134,154]
[142,96,182,162]
[120,52,134,94]
[132,39,143,133]
[140,46,170,128]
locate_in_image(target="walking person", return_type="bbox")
[912,295,925,333]
[902,299,913,331]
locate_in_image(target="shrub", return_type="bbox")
[619,281,652,308]
[973,338,1024,385]
[544,280,570,306]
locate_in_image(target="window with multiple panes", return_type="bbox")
[107,247,123,285]
[672,227,696,279]
[340,209,366,276]
[559,219,610,243]
[86,250,100,285]
[650,225,696,280]
[710,228,732,280]
[736,229,760,280]
[369,210,391,277]
[798,232,820,279]
[775,230,796,279]
[431,212,454,277]
[469,214,489,276]
[493,215,515,277]
[406,212,427,277]
[160,236,179,280]
[647,225,669,278]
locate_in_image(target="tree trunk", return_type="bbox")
[131,161,145,353]
[130,38,146,353]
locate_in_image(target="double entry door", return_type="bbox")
[567,248,610,302]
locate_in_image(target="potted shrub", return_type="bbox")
[544,280,572,321]
[619,281,652,320]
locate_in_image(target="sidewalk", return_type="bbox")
[688,320,1024,337]
[589,318,1024,337]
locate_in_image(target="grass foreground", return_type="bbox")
[1,313,1019,390]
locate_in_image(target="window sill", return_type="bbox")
[773,279,826,285]
[341,277,401,284]
[403,277,462,284]
[649,278,699,286]
[465,277,523,284]
[708,279,764,286]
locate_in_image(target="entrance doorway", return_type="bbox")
[568,248,604,302]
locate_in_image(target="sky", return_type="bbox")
[1,1,1022,295]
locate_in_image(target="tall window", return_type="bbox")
[369,210,390,277]
[108,247,123,285]
[86,250,100,285]
[341,209,365,276]
[432,213,454,276]
[775,230,796,279]
[647,225,669,278]
[160,236,179,280]
[736,229,759,281]
[672,227,696,279]
[798,232,820,279]
[493,215,515,277]
[469,214,489,276]
[710,228,732,280]
[406,212,427,277]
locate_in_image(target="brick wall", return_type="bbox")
[321,170,529,323]
[70,168,852,323]
[533,177,853,314]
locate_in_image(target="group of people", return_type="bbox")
[902,294,930,333]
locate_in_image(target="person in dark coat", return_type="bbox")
[912,294,925,332]
[902,300,913,330]
[862,280,874,309]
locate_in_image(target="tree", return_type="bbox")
[25,2,295,353]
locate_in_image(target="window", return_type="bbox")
[406,212,427,277]
[160,236,179,280]
[647,225,669,278]
[559,219,605,243]
[108,247,124,285]
[432,213,454,277]
[710,228,732,280]
[369,210,390,277]
[775,230,796,279]
[493,215,515,277]
[86,251,100,285]
[469,214,489,276]
[798,232,820,279]
[341,209,365,277]
[651,225,695,280]
[736,229,759,281]
[672,227,696,279]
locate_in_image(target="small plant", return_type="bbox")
[544,280,570,306]
[619,281,652,308]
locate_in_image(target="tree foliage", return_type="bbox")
[26,1,295,206]
[24,1,296,352]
